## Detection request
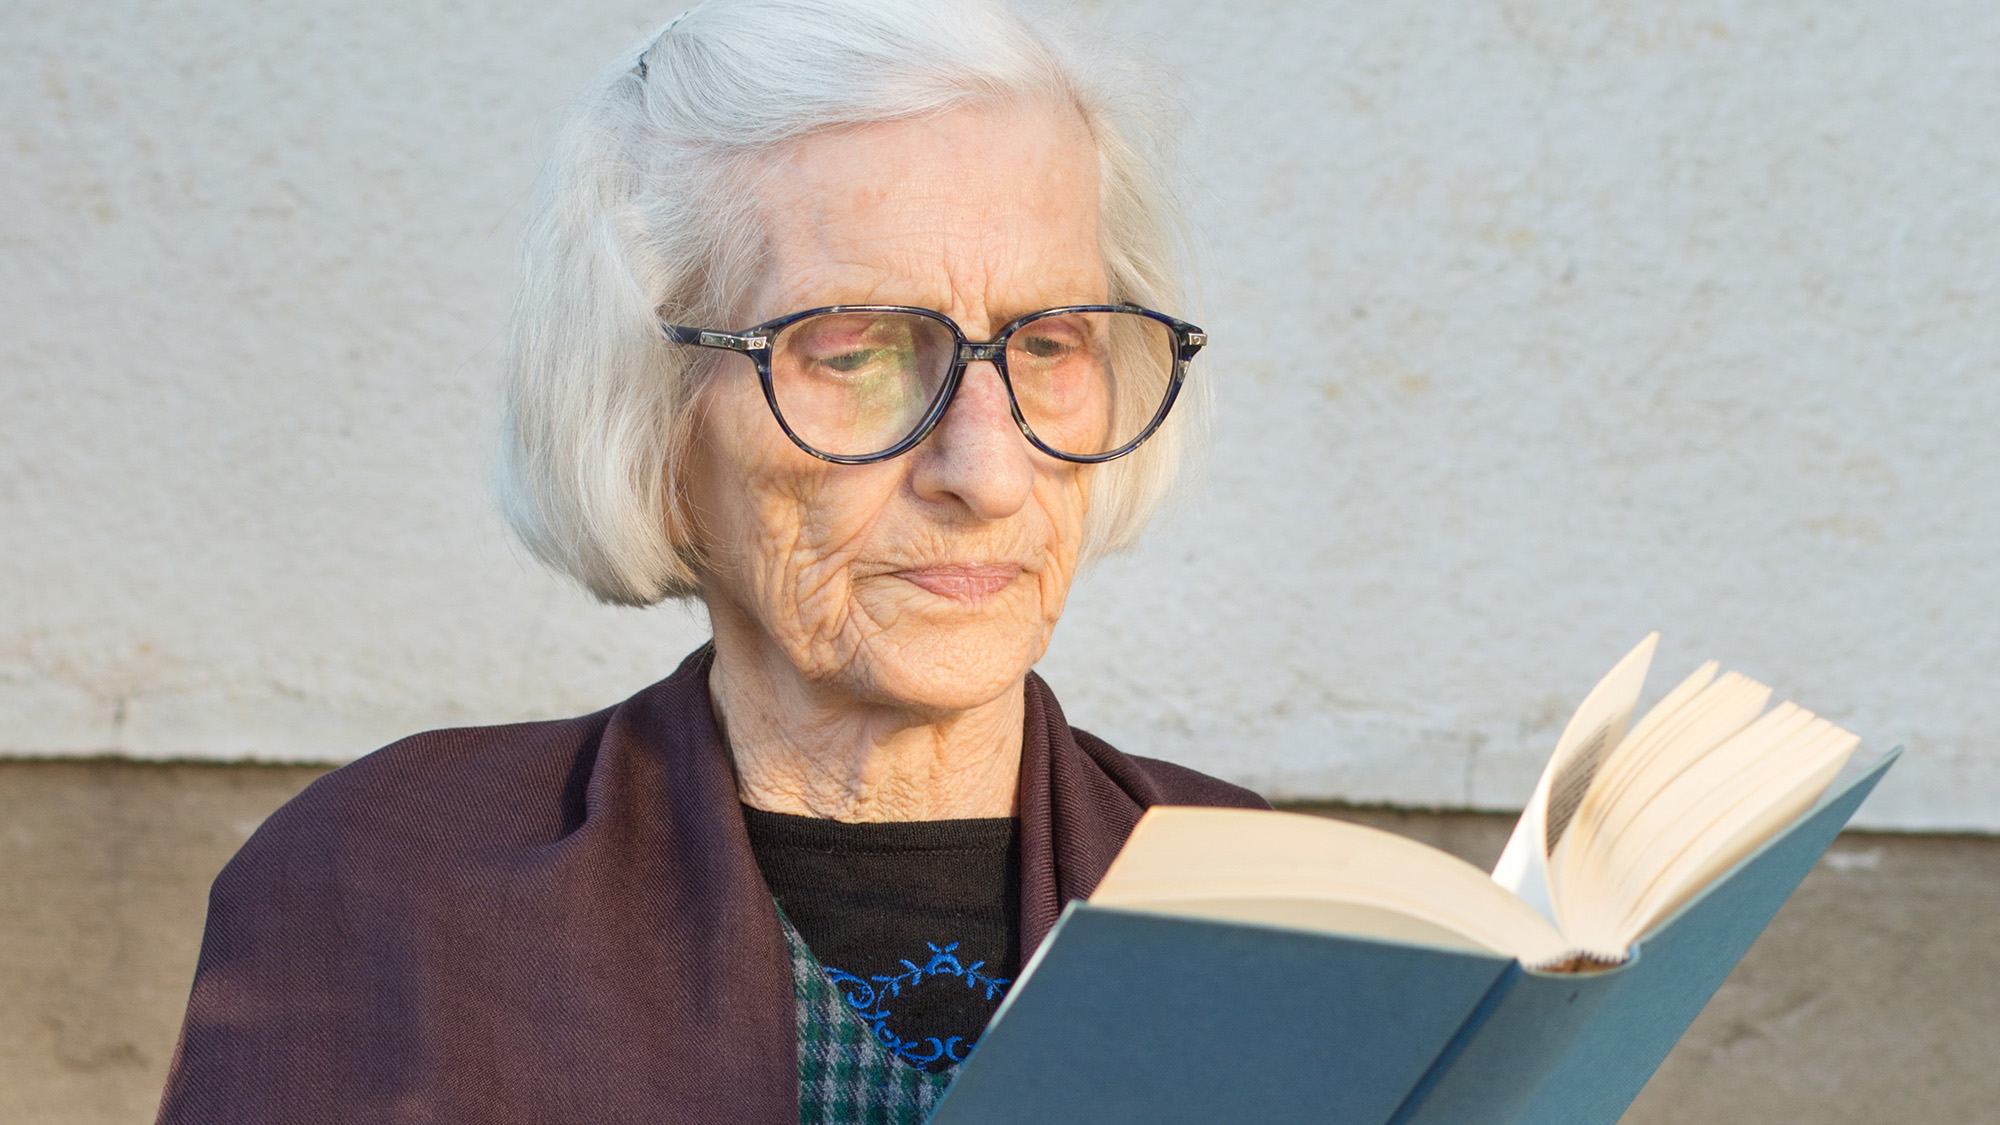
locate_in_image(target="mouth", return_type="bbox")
[893,563,1023,602]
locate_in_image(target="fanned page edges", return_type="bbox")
[1550,654,1859,953]
[1089,637,1861,972]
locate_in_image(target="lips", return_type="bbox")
[894,564,1022,601]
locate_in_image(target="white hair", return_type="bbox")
[499,0,1202,606]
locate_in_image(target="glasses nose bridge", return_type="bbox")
[926,337,1022,443]
[958,340,1007,366]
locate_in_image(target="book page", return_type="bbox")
[1492,633,1658,925]
[1615,716,1856,939]
[1596,704,1818,906]
[1556,679,1859,952]
[1551,673,1772,949]
[1094,807,1576,967]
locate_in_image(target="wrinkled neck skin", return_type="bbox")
[706,607,1027,822]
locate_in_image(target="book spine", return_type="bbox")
[1391,964,1628,1125]
[1382,962,1524,1124]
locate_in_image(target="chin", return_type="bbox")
[854,623,1044,716]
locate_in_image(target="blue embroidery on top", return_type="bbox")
[824,942,1012,1068]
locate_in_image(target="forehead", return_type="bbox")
[747,99,1105,324]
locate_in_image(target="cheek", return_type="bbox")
[745,475,882,630]
[689,385,775,566]
[693,385,896,640]
[1029,466,1093,618]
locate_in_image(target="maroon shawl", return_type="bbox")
[157,647,1266,1123]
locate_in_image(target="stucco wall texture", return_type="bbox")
[4,1,1996,827]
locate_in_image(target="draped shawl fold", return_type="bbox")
[157,647,1266,1123]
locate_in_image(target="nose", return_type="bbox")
[907,359,1035,520]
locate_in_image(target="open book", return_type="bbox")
[928,637,1894,1125]
[1088,633,1860,969]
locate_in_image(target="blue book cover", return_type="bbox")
[926,750,1897,1125]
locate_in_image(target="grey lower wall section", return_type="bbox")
[3,762,1995,1124]
[0,762,332,1124]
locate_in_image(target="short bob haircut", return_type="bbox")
[499,0,1202,606]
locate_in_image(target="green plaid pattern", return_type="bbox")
[785,911,956,1125]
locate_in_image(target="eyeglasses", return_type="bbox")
[662,304,1205,465]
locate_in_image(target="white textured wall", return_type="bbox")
[4,1,1995,829]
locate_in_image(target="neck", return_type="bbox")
[705,619,1024,824]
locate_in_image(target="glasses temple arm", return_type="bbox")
[660,324,768,351]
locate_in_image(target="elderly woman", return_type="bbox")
[158,1,1265,1122]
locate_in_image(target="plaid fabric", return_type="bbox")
[785,911,956,1125]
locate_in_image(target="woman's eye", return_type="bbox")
[1019,335,1071,360]
[820,349,880,374]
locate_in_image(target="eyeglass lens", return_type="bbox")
[766,310,1176,459]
